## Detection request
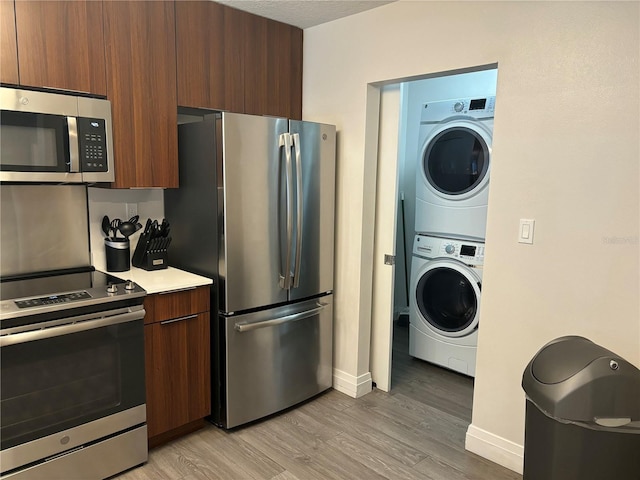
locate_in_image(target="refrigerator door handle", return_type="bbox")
[292,133,303,288]
[279,132,294,290]
[234,302,328,332]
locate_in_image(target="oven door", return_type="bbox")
[0,305,146,474]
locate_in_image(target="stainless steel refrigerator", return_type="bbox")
[165,112,335,428]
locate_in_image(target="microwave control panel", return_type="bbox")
[78,117,108,172]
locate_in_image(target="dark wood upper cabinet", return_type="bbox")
[176,1,302,119]
[103,0,178,188]
[13,0,106,95]
[245,15,303,120]
[0,0,19,85]
[176,0,244,112]
[288,27,303,120]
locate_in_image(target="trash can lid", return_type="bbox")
[531,336,611,384]
[523,336,640,425]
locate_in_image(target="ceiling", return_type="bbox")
[214,0,397,29]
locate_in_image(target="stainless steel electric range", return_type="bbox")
[0,268,148,480]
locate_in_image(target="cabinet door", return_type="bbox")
[245,16,302,120]
[145,312,211,438]
[175,1,244,112]
[103,0,178,188]
[14,0,106,95]
[0,0,18,85]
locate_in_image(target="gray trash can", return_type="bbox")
[521,335,640,480]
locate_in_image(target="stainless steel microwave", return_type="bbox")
[0,87,114,183]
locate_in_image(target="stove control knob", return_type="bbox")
[445,244,455,254]
[107,284,118,294]
[125,280,136,291]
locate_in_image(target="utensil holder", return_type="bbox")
[105,238,130,272]
[132,231,171,271]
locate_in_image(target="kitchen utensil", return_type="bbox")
[110,218,121,238]
[101,216,111,238]
[118,221,137,238]
[142,218,152,236]
[159,219,170,237]
[128,215,139,225]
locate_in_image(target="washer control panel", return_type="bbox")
[414,234,485,266]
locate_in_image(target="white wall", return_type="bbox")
[302,0,639,473]
[393,69,498,313]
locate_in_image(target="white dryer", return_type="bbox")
[415,96,495,241]
[409,234,484,377]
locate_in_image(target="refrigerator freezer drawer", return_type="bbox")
[224,295,333,428]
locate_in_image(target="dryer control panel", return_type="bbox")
[413,234,484,266]
[421,96,495,122]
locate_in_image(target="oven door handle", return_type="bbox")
[0,307,145,346]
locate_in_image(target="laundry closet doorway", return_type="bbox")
[369,65,498,392]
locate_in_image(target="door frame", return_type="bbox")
[369,84,402,392]
[368,64,499,392]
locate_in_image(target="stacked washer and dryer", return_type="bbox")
[410,96,495,377]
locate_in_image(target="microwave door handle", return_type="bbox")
[292,133,303,288]
[67,116,80,173]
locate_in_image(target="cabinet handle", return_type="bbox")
[160,314,198,325]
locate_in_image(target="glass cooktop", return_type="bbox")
[0,268,146,322]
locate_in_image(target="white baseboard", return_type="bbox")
[332,369,373,398]
[465,424,524,475]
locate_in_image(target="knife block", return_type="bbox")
[132,231,171,271]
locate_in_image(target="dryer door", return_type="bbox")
[421,120,491,201]
[415,260,480,337]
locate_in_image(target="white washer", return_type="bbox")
[409,234,484,377]
[415,96,495,241]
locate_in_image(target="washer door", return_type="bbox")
[415,260,480,337]
[421,120,491,201]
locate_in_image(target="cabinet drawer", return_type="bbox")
[144,286,210,324]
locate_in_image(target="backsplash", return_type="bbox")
[88,188,165,271]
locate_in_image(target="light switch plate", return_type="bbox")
[519,219,535,244]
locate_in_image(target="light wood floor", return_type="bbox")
[117,322,521,480]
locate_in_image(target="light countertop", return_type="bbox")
[103,266,213,295]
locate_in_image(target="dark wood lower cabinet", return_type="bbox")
[143,287,211,446]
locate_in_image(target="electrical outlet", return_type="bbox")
[126,203,138,220]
